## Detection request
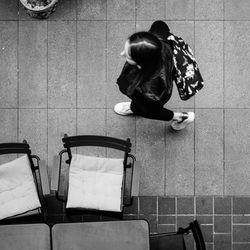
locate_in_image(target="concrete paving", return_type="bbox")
[0,0,250,196]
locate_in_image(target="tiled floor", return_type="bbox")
[1,0,250,249]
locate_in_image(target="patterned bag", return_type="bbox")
[168,34,204,101]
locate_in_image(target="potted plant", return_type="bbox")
[19,0,59,19]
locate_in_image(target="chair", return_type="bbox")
[149,220,206,250]
[51,134,137,219]
[0,140,50,224]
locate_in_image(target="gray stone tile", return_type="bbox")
[214,234,231,250]
[233,225,250,242]
[0,109,17,142]
[233,244,250,250]
[196,197,213,214]
[166,0,194,20]
[106,109,136,157]
[158,197,176,215]
[49,0,77,20]
[233,197,250,215]
[214,197,232,214]
[225,0,250,20]
[136,118,165,195]
[225,21,250,108]
[77,109,106,156]
[225,109,250,195]
[214,215,232,233]
[106,21,135,108]
[19,109,47,163]
[136,0,165,20]
[77,21,106,108]
[48,21,76,108]
[77,0,106,20]
[0,0,18,20]
[177,197,194,214]
[195,109,223,195]
[0,22,17,108]
[195,21,223,108]
[195,0,223,20]
[107,0,135,20]
[48,109,76,173]
[165,117,194,195]
[139,196,157,214]
[19,21,47,108]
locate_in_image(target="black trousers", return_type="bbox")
[130,91,174,121]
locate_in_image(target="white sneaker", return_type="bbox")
[114,102,133,116]
[171,112,195,130]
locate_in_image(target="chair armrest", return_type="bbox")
[50,155,60,192]
[39,160,50,195]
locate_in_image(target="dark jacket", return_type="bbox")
[116,21,174,105]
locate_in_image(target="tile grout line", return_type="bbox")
[222,0,226,197]
[46,19,49,167]
[17,6,20,142]
[193,0,196,198]
[76,2,78,136]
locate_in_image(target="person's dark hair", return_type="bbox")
[126,32,163,96]
[128,31,162,69]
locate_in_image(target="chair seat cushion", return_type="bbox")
[0,155,41,220]
[66,154,124,212]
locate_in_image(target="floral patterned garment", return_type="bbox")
[168,34,204,101]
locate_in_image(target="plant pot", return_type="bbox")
[19,0,59,19]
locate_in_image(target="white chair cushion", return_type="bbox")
[66,154,124,212]
[0,155,41,220]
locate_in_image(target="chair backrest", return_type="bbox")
[61,134,132,165]
[149,220,206,250]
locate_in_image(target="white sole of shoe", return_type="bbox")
[114,102,133,116]
[171,112,195,130]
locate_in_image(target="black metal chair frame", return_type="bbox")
[0,140,50,223]
[52,134,136,215]
[149,220,206,250]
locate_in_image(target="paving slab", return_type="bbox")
[19,109,47,163]
[165,117,194,195]
[106,109,136,157]
[136,0,165,20]
[48,109,76,172]
[225,0,250,20]
[166,0,194,20]
[195,109,223,195]
[0,109,17,142]
[195,0,223,20]
[136,117,165,195]
[19,21,47,108]
[107,0,135,20]
[77,0,106,20]
[77,108,106,156]
[48,21,76,108]
[225,21,250,108]
[49,0,77,20]
[224,109,250,195]
[0,21,17,108]
[77,21,106,108]
[0,0,18,20]
[195,21,223,108]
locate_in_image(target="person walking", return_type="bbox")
[114,21,202,130]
